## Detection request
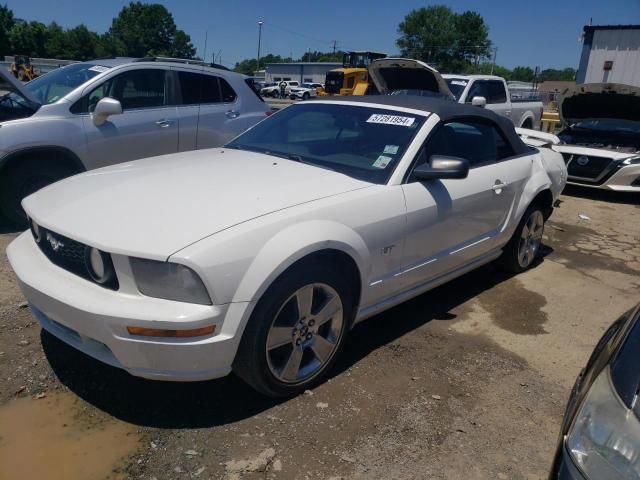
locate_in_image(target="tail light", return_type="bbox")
[265,110,273,116]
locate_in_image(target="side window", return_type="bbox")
[177,71,224,104]
[346,76,355,89]
[177,71,202,105]
[112,69,166,110]
[417,120,514,169]
[465,81,489,103]
[219,78,237,103]
[488,81,507,104]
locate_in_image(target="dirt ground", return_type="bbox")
[0,185,638,480]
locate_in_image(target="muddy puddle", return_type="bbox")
[0,392,139,480]
[478,278,548,335]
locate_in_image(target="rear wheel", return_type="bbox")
[499,205,545,273]
[0,159,77,228]
[234,260,353,397]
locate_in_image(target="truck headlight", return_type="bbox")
[566,368,640,479]
[130,258,212,305]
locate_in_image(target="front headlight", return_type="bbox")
[130,258,212,305]
[567,368,640,479]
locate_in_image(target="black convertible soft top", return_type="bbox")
[320,95,530,156]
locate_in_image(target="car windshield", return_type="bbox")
[226,103,426,184]
[572,118,640,135]
[445,78,468,101]
[24,63,111,105]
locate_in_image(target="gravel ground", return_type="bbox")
[0,185,638,480]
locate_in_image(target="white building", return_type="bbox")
[264,62,341,84]
[576,25,640,86]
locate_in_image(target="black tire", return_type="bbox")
[498,203,546,274]
[233,259,354,397]
[0,159,77,228]
[521,119,533,129]
[302,92,310,101]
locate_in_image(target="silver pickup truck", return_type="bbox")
[443,75,543,130]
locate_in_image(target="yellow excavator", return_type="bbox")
[317,51,386,96]
[10,55,38,81]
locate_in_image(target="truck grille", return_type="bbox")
[31,226,119,290]
[324,71,344,94]
[564,154,616,183]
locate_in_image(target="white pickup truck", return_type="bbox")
[443,75,543,130]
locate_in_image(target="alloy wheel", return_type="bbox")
[266,283,344,384]
[517,210,544,268]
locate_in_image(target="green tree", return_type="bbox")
[397,5,492,72]
[511,66,535,82]
[8,21,49,57]
[234,53,289,75]
[109,2,195,58]
[0,3,15,56]
[540,67,576,81]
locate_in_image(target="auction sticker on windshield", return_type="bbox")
[367,114,415,127]
[372,155,393,169]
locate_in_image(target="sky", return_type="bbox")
[6,0,640,70]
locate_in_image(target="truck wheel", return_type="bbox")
[521,119,533,129]
[0,160,76,228]
[498,204,545,273]
[233,260,353,397]
[302,92,310,101]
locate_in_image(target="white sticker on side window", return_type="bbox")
[372,155,393,169]
[450,80,468,86]
[366,114,415,127]
[88,65,110,73]
[383,145,399,155]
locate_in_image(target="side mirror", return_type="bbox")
[412,155,470,181]
[471,96,487,108]
[92,98,122,126]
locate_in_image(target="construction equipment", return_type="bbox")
[10,55,38,81]
[317,51,386,96]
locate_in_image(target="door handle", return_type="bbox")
[492,181,508,194]
[155,119,174,128]
[226,110,240,119]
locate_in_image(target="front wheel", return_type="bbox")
[302,92,310,101]
[0,160,76,228]
[499,205,545,273]
[233,261,352,397]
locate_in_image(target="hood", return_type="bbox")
[559,83,640,125]
[0,68,40,105]
[368,58,453,99]
[23,149,371,260]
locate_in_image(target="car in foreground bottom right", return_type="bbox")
[550,303,640,479]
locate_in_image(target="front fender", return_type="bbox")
[232,220,370,305]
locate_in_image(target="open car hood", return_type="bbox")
[368,58,453,99]
[559,83,640,125]
[0,68,41,105]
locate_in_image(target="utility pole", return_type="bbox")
[332,40,337,55]
[490,47,498,75]
[257,20,263,71]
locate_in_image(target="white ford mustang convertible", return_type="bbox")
[7,96,566,397]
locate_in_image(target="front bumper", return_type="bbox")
[556,148,640,191]
[7,232,251,381]
[567,162,640,192]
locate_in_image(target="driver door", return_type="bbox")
[398,119,529,291]
[79,67,179,169]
